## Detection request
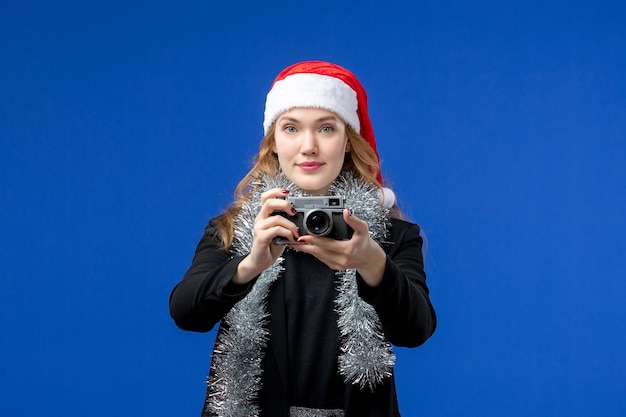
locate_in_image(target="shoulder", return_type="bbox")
[193,215,228,253]
[206,214,225,230]
[201,215,224,238]
[389,217,422,236]
[385,218,426,256]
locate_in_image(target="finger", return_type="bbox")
[255,224,299,245]
[260,188,290,204]
[267,225,300,243]
[343,208,369,234]
[256,216,300,240]
[295,235,344,253]
[258,199,297,219]
[259,190,296,218]
[291,242,345,270]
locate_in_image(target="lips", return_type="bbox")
[297,161,324,171]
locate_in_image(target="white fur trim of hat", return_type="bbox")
[378,187,396,209]
[263,73,360,134]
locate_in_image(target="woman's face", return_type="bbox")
[272,107,348,195]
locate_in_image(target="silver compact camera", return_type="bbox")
[273,195,353,243]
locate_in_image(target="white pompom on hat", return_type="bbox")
[264,60,396,208]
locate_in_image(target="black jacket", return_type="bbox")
[170,217,436,416]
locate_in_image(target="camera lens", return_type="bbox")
[304,210,332,236]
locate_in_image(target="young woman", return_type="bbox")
[169,61,437,417]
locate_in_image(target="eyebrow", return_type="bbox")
[277,115,340,124]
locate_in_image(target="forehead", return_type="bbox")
[277,107,345,122]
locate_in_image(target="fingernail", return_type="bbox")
[296,229,301,237]
[348,208,353,216]
[282,189,290,194]
[291,207,297,215]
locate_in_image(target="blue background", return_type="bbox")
[2,1,625,416]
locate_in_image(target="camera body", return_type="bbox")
[275,195,353,241]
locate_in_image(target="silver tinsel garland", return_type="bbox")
[205,172,394,417]
[328,174,395,390]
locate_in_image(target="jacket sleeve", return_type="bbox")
[356,219,437,347]
[169,217,255,332]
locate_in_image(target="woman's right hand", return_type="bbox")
[231,188,299,284]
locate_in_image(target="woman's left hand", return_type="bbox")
[289,209,387,287]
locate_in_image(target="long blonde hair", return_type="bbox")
[215,124,400,250]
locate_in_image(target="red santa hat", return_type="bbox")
[263,60,396,208]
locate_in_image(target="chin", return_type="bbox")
[289,172,338,195]
[294,181,329,195]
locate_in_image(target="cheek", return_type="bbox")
[272,137,285,155]
[273,139,296,160]
[330,141,349,160]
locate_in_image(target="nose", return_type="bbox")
[300,129,318,154]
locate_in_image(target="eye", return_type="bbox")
[320,125,334,133]
[283,125,297,133]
